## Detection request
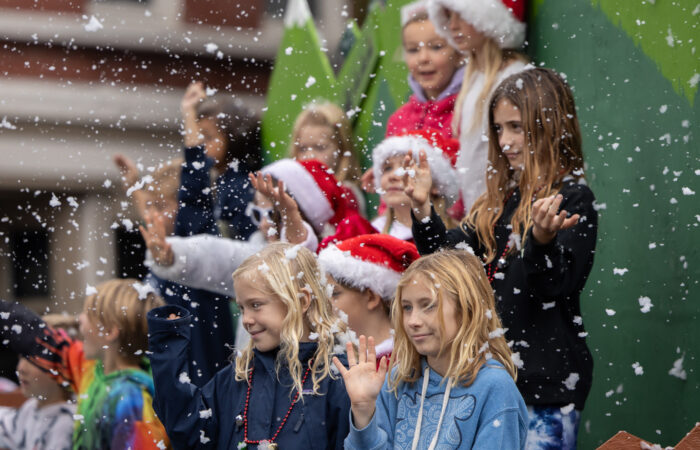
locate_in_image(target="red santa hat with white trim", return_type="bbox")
[427,0,527,50]
[261,159,353,233]
[372,128,460,206]
[318,234,420,302]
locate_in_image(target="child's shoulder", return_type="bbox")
[471,360,523,402]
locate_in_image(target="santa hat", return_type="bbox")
[261,159,351,233]
[318,234,420,301]
[400,1,428,27]
[427,0,527,49]
[372,128,460,205]
[319,213,377,251]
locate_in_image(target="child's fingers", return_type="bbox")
[332,357,348,377]
[561,213,580,230]
[358,335,367,364]
[346,341,357,368]
[418,149,429,167]
[367,336,376,363]
[377,355,388,378]
[138,224,150,242]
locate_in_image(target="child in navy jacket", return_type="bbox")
[148,243,352,449]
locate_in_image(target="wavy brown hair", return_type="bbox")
[232,243,349,398]
[465,68,585,263]
[388,250,516,392]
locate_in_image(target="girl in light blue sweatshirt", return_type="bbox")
[333,249,528,449]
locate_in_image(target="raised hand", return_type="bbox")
[113,154,140,191]
[332,336,388,429]
[402,149,433,221]
[249,172,307,243]
[139,210,175,267]
[360,167,376,194]
[180,81,206,115]
[531,194,580,245]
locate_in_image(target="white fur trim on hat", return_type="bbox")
[318,245,401,301]
[262,159,333,230]
[427,0,526,49]
[400,0,428,27]
[372,135,460,204]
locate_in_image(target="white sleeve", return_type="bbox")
[280,221,319,253]
[0,405,21,448]
[146,234,266,296]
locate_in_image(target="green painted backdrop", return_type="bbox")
[263,0,699,446]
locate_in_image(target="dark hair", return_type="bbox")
[197,96,263,171]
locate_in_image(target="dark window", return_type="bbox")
[10,229,49,298]
[114,227,148,280]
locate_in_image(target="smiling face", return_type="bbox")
[400,274,459,374]
[493,98,525,171]
[445,8,488,54]
[294,124,339,170]
[234,275,288,352]
[327,275,367,334]
[380,154,411,209]
[402,19,460,100]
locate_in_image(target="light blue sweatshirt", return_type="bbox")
[345,359,528,450]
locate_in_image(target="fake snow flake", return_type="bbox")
[257,262,270,274]
[511,352,524,369]
[613,267,628,276]
[205,87,218,96]
[668,354,687,380]
[681,187,695,196]
[605,309,616,316]
[49,194,61,207]
[638,296,653,313]
[665,27,675,47]
[199,408,213,419]
[513,287,521,294]
[67,197,79,209]
[649,243,657,249]
[84,15,103,32]
[285,46,293,55]
[284,245,301,260]
[192,161,206,170]
[573,315,582,325]
[199,430,211,444]
[592,201,607,211]
[305,76,316,88]
[544,255,553,269]
[493,419,502,428]
[485,309,493,319]
[131,282,154,300]
[267,227,278,238]
[11,324,22,334]
[632,362,644,375]
[689,73,700,89]
[122,218,134,231]
[488,327,507,339]
[204,42,218,53]
[156,440,167,450]
[560,403,575,414]
[542,301,556,310]
[669,197,678,204]
[563,373,579,390]
[493,272,505,280]
[0,117,17,130]
[103,179,112,188]
[515,78,524,90]
[0,312,9,320]
[179,372,192,384]
[659,105,668,114]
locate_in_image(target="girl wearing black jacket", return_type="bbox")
[405,68,597,449]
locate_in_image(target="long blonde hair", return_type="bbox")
[388,250,516,391]
[289,101,360,183]
[452,39,528,135]
[465,68,585,263]
[232,243,350,397]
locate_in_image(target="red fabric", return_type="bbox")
[297,160,357,227]
[334,234,420,274]
[503,0,526,22]
[385,94,457,141]
[319,214,377,251]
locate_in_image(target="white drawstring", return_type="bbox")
[411,366,453,450]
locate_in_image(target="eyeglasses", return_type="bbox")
[245,202,275,226]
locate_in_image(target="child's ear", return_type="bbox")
[299,289,312,314]
[365,290,384,312]
[104,325,121,344]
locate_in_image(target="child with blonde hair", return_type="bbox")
[335,249,528,449]
[409,68,596,448]
[0,279,170,449]
[427,0,530,214]
[289,101,364,214]
[147,243,351,449]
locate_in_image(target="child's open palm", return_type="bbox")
[532,194,580,244]
[402,150,433,220]
[333,336,388,429]
[139,210,174,267]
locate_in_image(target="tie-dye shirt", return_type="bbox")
[0,300,170,450]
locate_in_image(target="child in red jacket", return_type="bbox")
[385,1,463,140]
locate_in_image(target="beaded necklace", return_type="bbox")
[243,360,313,448]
